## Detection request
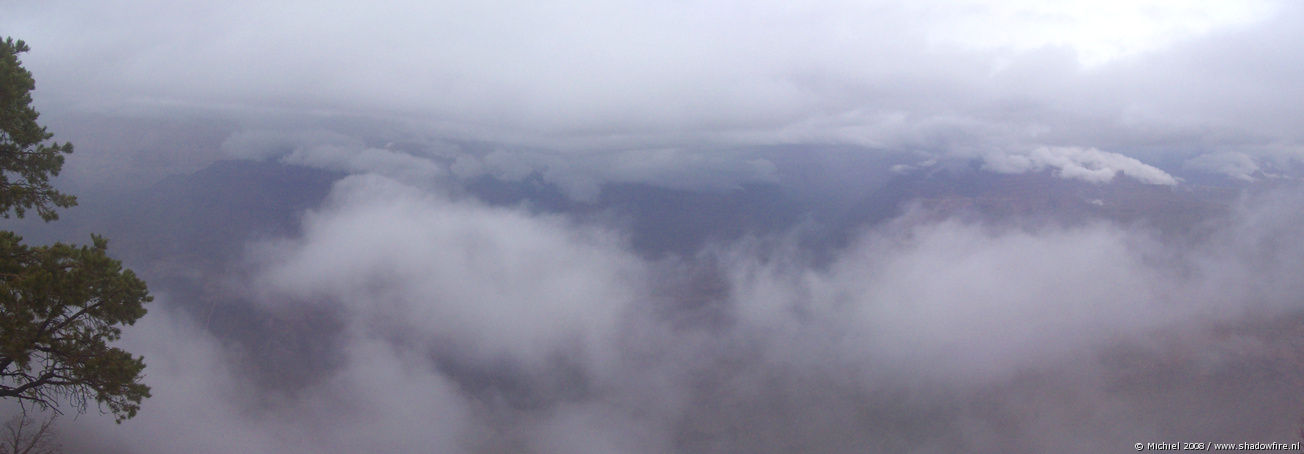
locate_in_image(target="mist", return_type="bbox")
[3,1,1304,453]
[7,169,1297,453]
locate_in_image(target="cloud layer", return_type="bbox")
[253,174,644,368]
[981,146,1179,185]
[5,1,1303,160]
[17,171,1302,453]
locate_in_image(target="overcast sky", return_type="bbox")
[4,1,1302,166]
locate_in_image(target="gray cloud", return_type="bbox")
[27,175,1304,452]
[5,1,1303,165]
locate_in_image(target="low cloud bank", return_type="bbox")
[982,146,1179,185]
[36,174,1304,453]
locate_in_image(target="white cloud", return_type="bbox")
[220,128,449,186]
[723,219,1170,386]
[982,146,1179,185]
[1184,151,1261,181]
[720,189,1304,393]
[281,337,472,453]
[926,0,1275,67]
[255,174,645,368]
[42,304,474,454]
[32,185,1304,452]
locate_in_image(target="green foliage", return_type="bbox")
[0,38,150,423]
[0,37,76,222]
[0,232,152,423]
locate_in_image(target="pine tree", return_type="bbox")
[0,37,151,423]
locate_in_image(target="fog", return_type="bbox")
[3,1,1304,452]
[7,1,1304,187]
[7,169,1296,453]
